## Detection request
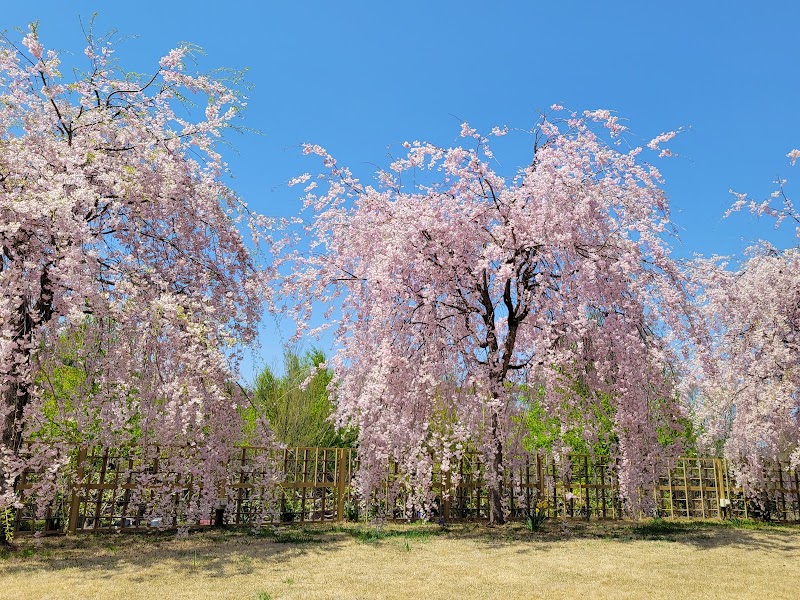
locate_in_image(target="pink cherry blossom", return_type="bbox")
[279,113,692,523]
[694,147,800,496]
[690,246,800,494]
[0,27,277,534]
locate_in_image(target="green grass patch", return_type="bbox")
[271,529,323,545]
[628,517,796,540]
[644,517,790,532]
[347,525,443,544]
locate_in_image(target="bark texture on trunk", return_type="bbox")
[488,410,505,525]
[1,298,33,545]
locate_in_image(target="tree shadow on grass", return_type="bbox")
[481,518,800,554]
[1,518,798,576]
[0,526,351,579]
[613,518,800,552]
[349,517,800,554]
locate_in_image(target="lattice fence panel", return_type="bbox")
[11,445,800,535]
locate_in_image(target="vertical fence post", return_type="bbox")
[794,467,800,522]
[336,447,347,522]
[443,469,451,521]
[536,454,543,503]
[67,446,87,534]
[697,458,707,518]
[713,458,724,519]
[666,463,674,518]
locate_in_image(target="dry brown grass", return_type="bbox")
[1,519,799,600]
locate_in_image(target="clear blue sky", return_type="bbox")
[4,1,799,377]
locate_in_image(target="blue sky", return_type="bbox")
[4,1,799,377]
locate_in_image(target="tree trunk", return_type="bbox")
[0,300,32,546]
[1,382,25,547]
[488,410,505,525]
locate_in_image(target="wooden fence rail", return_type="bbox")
[11,446,800,535]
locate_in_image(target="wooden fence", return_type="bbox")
[10,446,800,535]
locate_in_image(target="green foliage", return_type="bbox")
[244,348,356,448]
[344,500,360,521]
[524,499,549,531]
[1,507,14,544]
[654,397,699,455]
[521,374,698,457]
[521,380,616,458]
[32,323,142,445]
[33,326,98,443]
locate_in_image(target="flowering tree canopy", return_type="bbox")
[0,25,273,535]
[692,152,800,494]
[282,109,692,523]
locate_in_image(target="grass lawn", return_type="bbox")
[1,519,798,599]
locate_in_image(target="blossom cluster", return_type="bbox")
[0,26,275,520]
[279,111,691,519]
